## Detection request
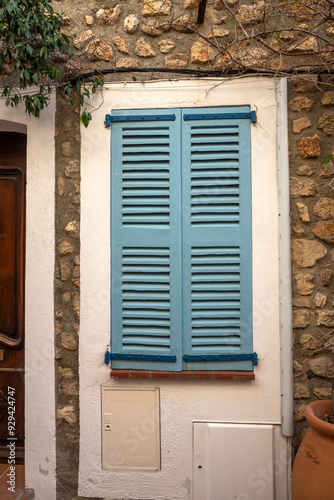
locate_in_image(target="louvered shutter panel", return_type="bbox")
[110,109,183,371]
[181,108,253,370]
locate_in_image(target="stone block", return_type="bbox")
[294,382,310,399]
[313,197,334,220]
[321,91,334,106]
[297,134,321,159]
[290,177,317,197]
[293,309,310,328]
[292,76,318,93]
[308,356,334,378]
[112,36,130,55]
[296,202,310,222]
[86,40,114,61]
[289,97,314,112]
[317,310,334,327]
[296,165,314,176]
[96,6,121,25]
[294,402,307,421]
[314,292,327,308]
[292,117,311,134]
[291,239,327,267]
[58,240,74,256]
[287,36,318,53]
[191,41,216,64]
[124,14,140,33]
[61,332,78,351]
[292,225,306,238]
[172,14,197,32]
[73,30,94,50]
[313,221,334,244]
[316,111,334,136]
[116,58,139,69]
[158,39,175,53]
[313,387,333,399]
[293,360,304,378]
[57,406,77,425]
[321,268,332,286]
[142,0,172,16]
[235,2,265,25]
[135,37,155,57]
[165,53,187,69]
[319,161,334,177]
[293,297,311,308]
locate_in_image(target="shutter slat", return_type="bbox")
[123,138,170,145]
[190,153,240,160]
[123,172,170,179]
[191,187,240,196]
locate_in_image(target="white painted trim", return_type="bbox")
[277,78,294,438]
[79,78,288,500]
[0,97,57,498]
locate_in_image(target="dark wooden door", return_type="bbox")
[0,132,26,464]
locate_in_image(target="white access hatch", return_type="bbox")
[102,387,160,471]
[193,422,275,500]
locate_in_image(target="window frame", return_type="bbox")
[109,106,256,372]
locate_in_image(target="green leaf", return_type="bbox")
[322,155,332,165]
[26,43,33,56]
[0,0,98,124]
[316,117,330,129]
[80,110,92,128]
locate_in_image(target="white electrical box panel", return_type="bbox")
[193,422,275,500]
[102,387,160,471]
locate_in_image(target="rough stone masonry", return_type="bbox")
[49,0,334,497]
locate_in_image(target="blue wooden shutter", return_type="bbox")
[110,109,183,371]
[181,107,253,370]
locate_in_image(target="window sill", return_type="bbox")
[110,370,255,381]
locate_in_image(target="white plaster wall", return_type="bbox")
[0,97,56,498]
[79,78,286,499]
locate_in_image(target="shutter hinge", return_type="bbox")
[105,345,111,365]
[183,111,257,123]
[107,352,177,362]
[105,114,111,128]
[183,352,258,366]
[109,114,176,123]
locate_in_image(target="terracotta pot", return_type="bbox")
[292,400,334,500]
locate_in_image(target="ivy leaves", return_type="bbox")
[0,0,102,125]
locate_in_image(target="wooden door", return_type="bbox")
[0,132,26,464]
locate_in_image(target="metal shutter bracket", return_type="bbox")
[105,114,176,127]
[105,349,177,365]
[183,111,257,123]
[105,111,256,127]
[183,352,258,366]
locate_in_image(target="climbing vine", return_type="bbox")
[0,0,102,126]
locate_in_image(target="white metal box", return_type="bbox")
[102,387,160,470]
[193,422,276,500]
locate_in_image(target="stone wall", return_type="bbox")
[48,0,334,497]
[55,89,81,499]
[56,0,232,74]
[288,76,334,449]
[53,0,329,74]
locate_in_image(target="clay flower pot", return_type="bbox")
[292,400,334,500]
